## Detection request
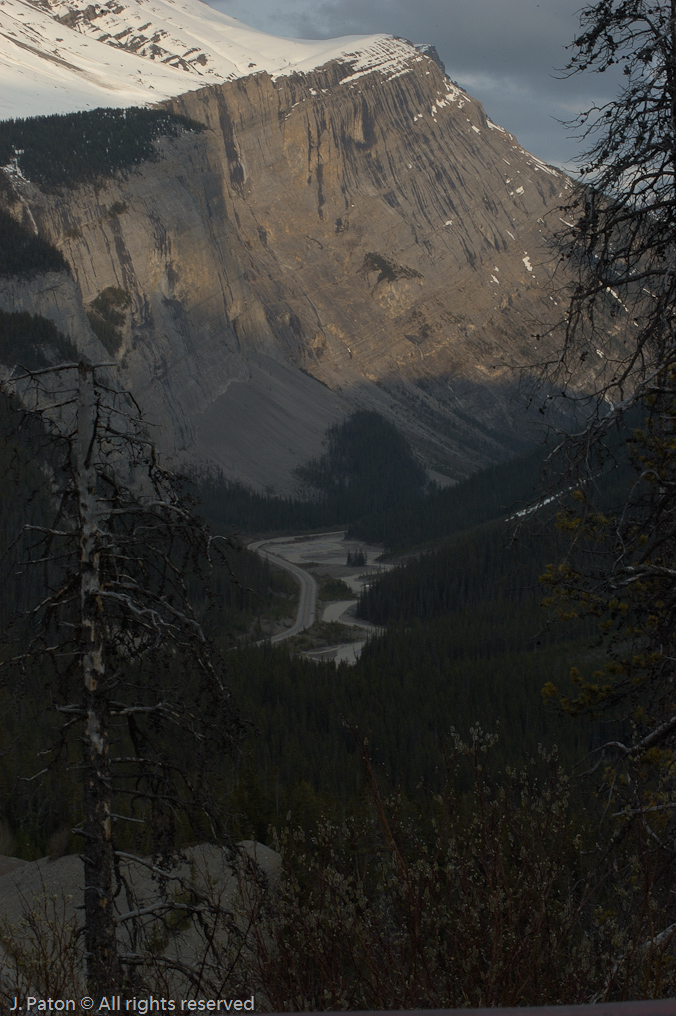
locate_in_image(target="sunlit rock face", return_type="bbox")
[1,14,572,493]
[0,0,406,119]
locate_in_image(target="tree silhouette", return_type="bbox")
[0,361,242,994]
[538,2,676,957]
[540,0,676,716]
[546,0,676,412]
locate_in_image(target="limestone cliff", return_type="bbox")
[0,270,105,364]
[0,45,574,494]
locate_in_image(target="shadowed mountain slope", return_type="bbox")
[0,13,602,493]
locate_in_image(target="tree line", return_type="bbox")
[196,413,553,551]
[0,209,69,277]
[2,0,676,1000]
[0,108,204,188]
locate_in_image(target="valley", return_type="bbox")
[0,0,670,1005]
[250,530,386,661]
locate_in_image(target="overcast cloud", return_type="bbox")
[205,0,622,170]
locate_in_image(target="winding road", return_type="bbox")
[248,532,346,643]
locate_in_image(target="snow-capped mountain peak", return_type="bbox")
[0,0,417,119]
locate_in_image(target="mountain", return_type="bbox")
[0,0,408,118]
[0,0,581,494]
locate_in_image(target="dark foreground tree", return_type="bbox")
[541,0,676,731]
[537,0,676,961]
[550,0,676,402]
[0,362,242,994]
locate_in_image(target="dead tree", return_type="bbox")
[0,361,243,994]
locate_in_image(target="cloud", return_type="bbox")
[208,0,622,168]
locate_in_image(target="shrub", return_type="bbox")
[245,731,676,1008]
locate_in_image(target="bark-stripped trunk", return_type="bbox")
[666,1,670,204]
[77,362,119,992]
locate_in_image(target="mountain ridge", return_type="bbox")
[0,0,420,119]
[0,6,595,494]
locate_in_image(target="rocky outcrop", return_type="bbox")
[0,270,107,363]
[0,841,280,995]
[1,47,574,493]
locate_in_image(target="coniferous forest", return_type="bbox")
[0,209,69,277]
[0,356,662,1003]
[0,108,204,188]
[195,412,559,548]
[4,1,676,1002]
[0,384,606,846]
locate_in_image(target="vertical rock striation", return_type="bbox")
[1,45,574,493]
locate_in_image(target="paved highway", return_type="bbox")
[248,533,346,643]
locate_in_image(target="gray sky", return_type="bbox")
[206,0,620,170]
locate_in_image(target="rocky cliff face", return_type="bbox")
[0,269,103,359]
[1,43,573,493]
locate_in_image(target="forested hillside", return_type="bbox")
[0,108,203,188]
[197,411,552,549]
[0,208,69,276]
[0,309,78,368]
[227,631,598,842]
[0,385,599,852]
[357,517,553,623]
[0,389,297,857]
[0,368,633,856]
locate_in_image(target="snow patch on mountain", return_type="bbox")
[0,0,419,119]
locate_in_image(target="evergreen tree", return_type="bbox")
[543,0,676,745]
[537,2,676,961]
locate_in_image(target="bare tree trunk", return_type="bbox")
[1,361,242,993]
[76,362,119,993]
[669,1,676,207]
